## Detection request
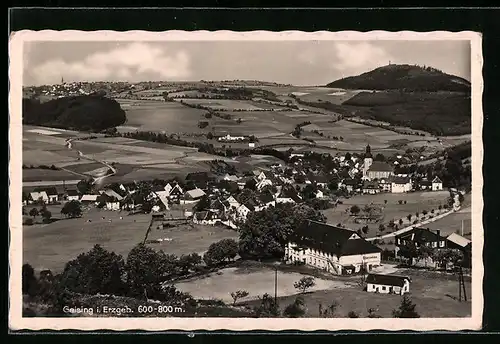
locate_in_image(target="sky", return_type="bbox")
[23,40,471,86]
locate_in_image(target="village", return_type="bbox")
[22,140,472,315]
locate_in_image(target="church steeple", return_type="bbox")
[364,144,372,158]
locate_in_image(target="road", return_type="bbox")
[66,138,117,185]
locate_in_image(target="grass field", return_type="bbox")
[322,191,450,234]
[23,205,239,273]
[22,168,81,182]
[426,207,472,237]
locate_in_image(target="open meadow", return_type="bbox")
[23,205,239,274]
[322,191,451,234]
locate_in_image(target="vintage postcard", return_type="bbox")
[9,30,483,331]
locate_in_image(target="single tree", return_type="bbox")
[367,307,382,318]
[230,290,250,305]
[59,244,128,296]
[283,296,307,318]
[399,218,404,226]
[407,214,412,222]
[392,294,420,318]
[347,310,360,318]
[41,208,52,223]
[61,200,83,218]
[378,224,386,232]
[126,243,178,300]
[193,195,210,212]
[22,263,39,297]
[29,208,39,218]
[318,301,339,318]
[203,238,239,266]
[350,205,361,216]
[361,225,369,235]
[294,276,316,294]
[253,293,280,317]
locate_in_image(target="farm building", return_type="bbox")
[80,194,99,203]
[395,228,450,268]
[257,191,276,209]
[97,194,120,211]
[362,181,380,194]
[446,233,472,268]
[276,186,302,204]
[432,176,443,191]
[391,176,412,193]
[31,187,58,203]
[99,188,124,201]
[236,202,255,221]
[365,274,411,295]
[183,188,206,202]
[29,191,49,204]
[366,161,394,180]
[164,183,184,202]
[65,189,80,201]
[285,220,382,275]
[193,210,221,226]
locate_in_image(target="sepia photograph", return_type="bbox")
[9,30,483,331]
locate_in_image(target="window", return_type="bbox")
[439,241,445,247]
[432,242,437,248]
[381,286,386,291]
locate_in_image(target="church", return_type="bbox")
[361,145,394,181]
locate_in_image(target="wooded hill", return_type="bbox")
[22,95,127,132]
[326,64,471,92]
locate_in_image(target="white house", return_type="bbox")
[193,210,221,226]
[236,203,254,221]
[365,274,411,295]
[99,189,124,201]
[432,176,443,191]
[29,191,49,204]
[391,176,412,193]
[315,190,325,199]
[66,189,80,201]
[285,220,382,275]
[226,195,241,210]
[223,174,240,182]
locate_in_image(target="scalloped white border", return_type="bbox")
[9,30,484,332]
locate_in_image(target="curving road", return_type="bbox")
[66,138,117,185]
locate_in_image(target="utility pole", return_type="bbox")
[274,266,278,305]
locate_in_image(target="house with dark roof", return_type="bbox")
[362,181,380,194]
[66,189,80,201]
[276,186,302,204]
[285,220,382,275]
[395,227,451,267]
[193,210,221,226]
[366,161,394,180]
[34,187,59,203]
[365,274,411,295]
[446,233,472,268]
[391,175,412,193]
[256,191,276,210]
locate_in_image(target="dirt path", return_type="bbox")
[65,138,117,184]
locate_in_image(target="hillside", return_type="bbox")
[342,91,471,136]
[22,95,127,132]
[326,64,471,92]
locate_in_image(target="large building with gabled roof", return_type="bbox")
[285,220,382,275]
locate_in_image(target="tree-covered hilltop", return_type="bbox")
[326,64,471,92]
[22,95,127,132]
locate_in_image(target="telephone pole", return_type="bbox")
[274,266,278,305]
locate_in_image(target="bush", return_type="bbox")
[23,218,34,226]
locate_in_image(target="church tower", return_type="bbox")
[363,144,373,179]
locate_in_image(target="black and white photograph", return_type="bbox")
[9,30,483,331]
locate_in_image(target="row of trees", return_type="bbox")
[23,237,242,314]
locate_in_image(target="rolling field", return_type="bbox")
[22,168,81,182]
[23,206,239,274]
[23,208,152,273]
[322,191,450,233]
[146,223,239,258]
[116,100,206,133]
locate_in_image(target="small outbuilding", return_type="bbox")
[365,273,411,295]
